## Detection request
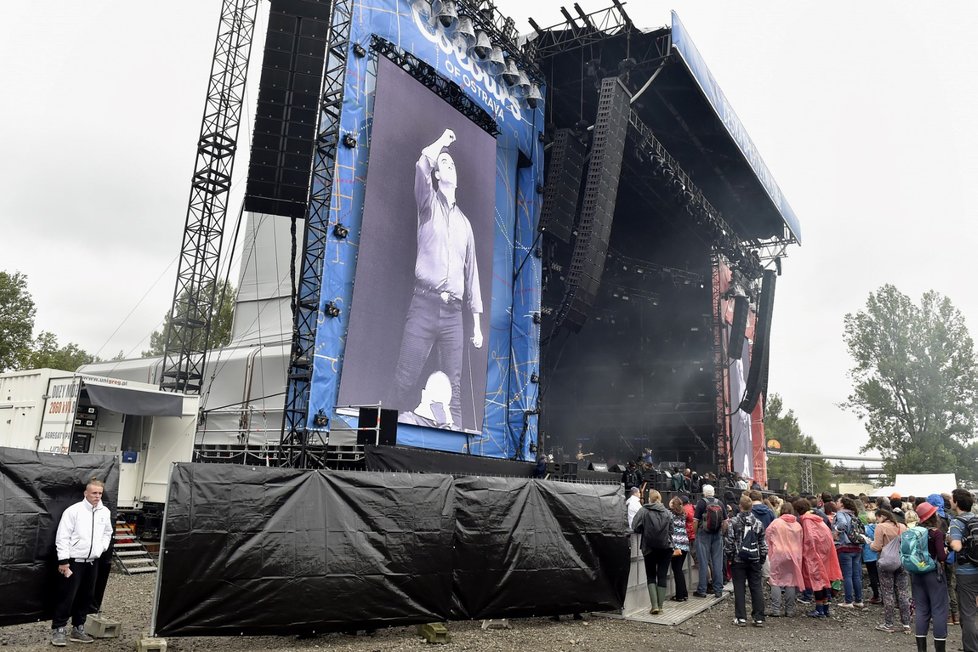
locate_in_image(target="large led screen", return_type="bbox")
[337,55,496,434]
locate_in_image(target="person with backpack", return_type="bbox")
[632,490,676,615]
[724,495,768,626]
[928,493,957,626]
[863,517,882,605]
[793,498,842,618]
[833,496,866,608]
[692,484,728,598]
[766,500,803,617]
[904,502,949,652]
[949,488,978,652]
[871,508,912,633]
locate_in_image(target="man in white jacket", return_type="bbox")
[50,478,113,647]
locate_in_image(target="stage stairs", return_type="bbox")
[112,522,157,575]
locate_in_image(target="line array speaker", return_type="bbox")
[244,0,332,218]
[538,129,586,244]
[560,77,630,332]
[728,294,749,359]
[738,269,776,413]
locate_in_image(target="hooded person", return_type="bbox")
[749,491,776,529]
[928,493,957,625]
[767,501,804,617]
[631,490,674,615]
[794,498,843,618]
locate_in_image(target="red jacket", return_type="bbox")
[799,512,843,591]
[684,503,696,541]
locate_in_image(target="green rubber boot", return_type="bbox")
[656,586,669,612]
[648,584,660,615]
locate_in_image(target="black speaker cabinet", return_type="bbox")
[357,407,398,447]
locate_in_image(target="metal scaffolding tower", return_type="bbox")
[160,0,260,394]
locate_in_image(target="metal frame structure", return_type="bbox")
[160,0,260,394]
[711,255,731,474]
[529,2,633,59]
[279,0,354,468]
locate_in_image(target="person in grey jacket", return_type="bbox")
[632,489,674,615]
[50,478,113,647]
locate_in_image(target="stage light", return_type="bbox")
[343,133,357,148]
[501,58,521,87]
[352,43,366,58]
[324,301,341,317]
[526,84,543,109]
[455,16,476,47]
[432,0,458,30]
[471,30,492,60]
[313,410,329,427]
[532,312,541,324]
[488,46,506,75]
[531,372,539,383]
[333,223,349,239]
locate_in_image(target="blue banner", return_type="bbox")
[670,12,802,243]
[305,0,542,460]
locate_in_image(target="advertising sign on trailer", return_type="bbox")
[39,377,79,453]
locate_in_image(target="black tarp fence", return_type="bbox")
[0,447,119,627]
[155,463,628,636]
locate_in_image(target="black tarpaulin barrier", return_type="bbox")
[451,476,628,619]
[154,464,456,636]
[0,446,119,627]
[154,463,628,636]
[364,444,536,477]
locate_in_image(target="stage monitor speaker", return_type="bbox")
[588,461,608,472]
[356,407,398,447]
[244,0,331,219]
[739,269,776,413]
[539,129,586,244]
[768,478,783,492]
[728,294,749,359]
[560,77,629,332]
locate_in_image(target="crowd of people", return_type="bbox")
[627,482,978,652]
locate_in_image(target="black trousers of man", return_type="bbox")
[52,560,99,629]
[731,560,765,623]
[391,290,464,425]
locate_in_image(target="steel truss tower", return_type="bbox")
[161,0,260,394]
[279,0,353,468]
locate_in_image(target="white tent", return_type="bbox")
[870,474,956,498]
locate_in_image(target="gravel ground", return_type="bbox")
[0,572,966,651]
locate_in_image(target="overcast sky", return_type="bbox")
[2,2,977,458]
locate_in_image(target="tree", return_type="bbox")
[0,271,36,371]
[143,281,235,357]
[27,331,96,371]
[764,394,833,493]
[844,285,978,483]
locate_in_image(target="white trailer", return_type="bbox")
[0,368,197,510]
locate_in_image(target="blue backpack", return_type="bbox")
[900,526,936,574]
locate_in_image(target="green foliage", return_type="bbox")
[764,394,834,493]
[1,271,96,373]
[27,331,96,371]
[844,284,978,484]
[142,281,235,357]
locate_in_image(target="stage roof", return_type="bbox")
[534,11,802,244]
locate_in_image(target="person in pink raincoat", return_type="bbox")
[794,498,843,618]
[766,500,804,617]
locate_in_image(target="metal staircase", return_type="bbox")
[112,522,157,575]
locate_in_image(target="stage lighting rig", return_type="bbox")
[324,301,341,318]
[332,223,350,239]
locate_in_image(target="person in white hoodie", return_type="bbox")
[626,487,642,530]
[50,477,113,647]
